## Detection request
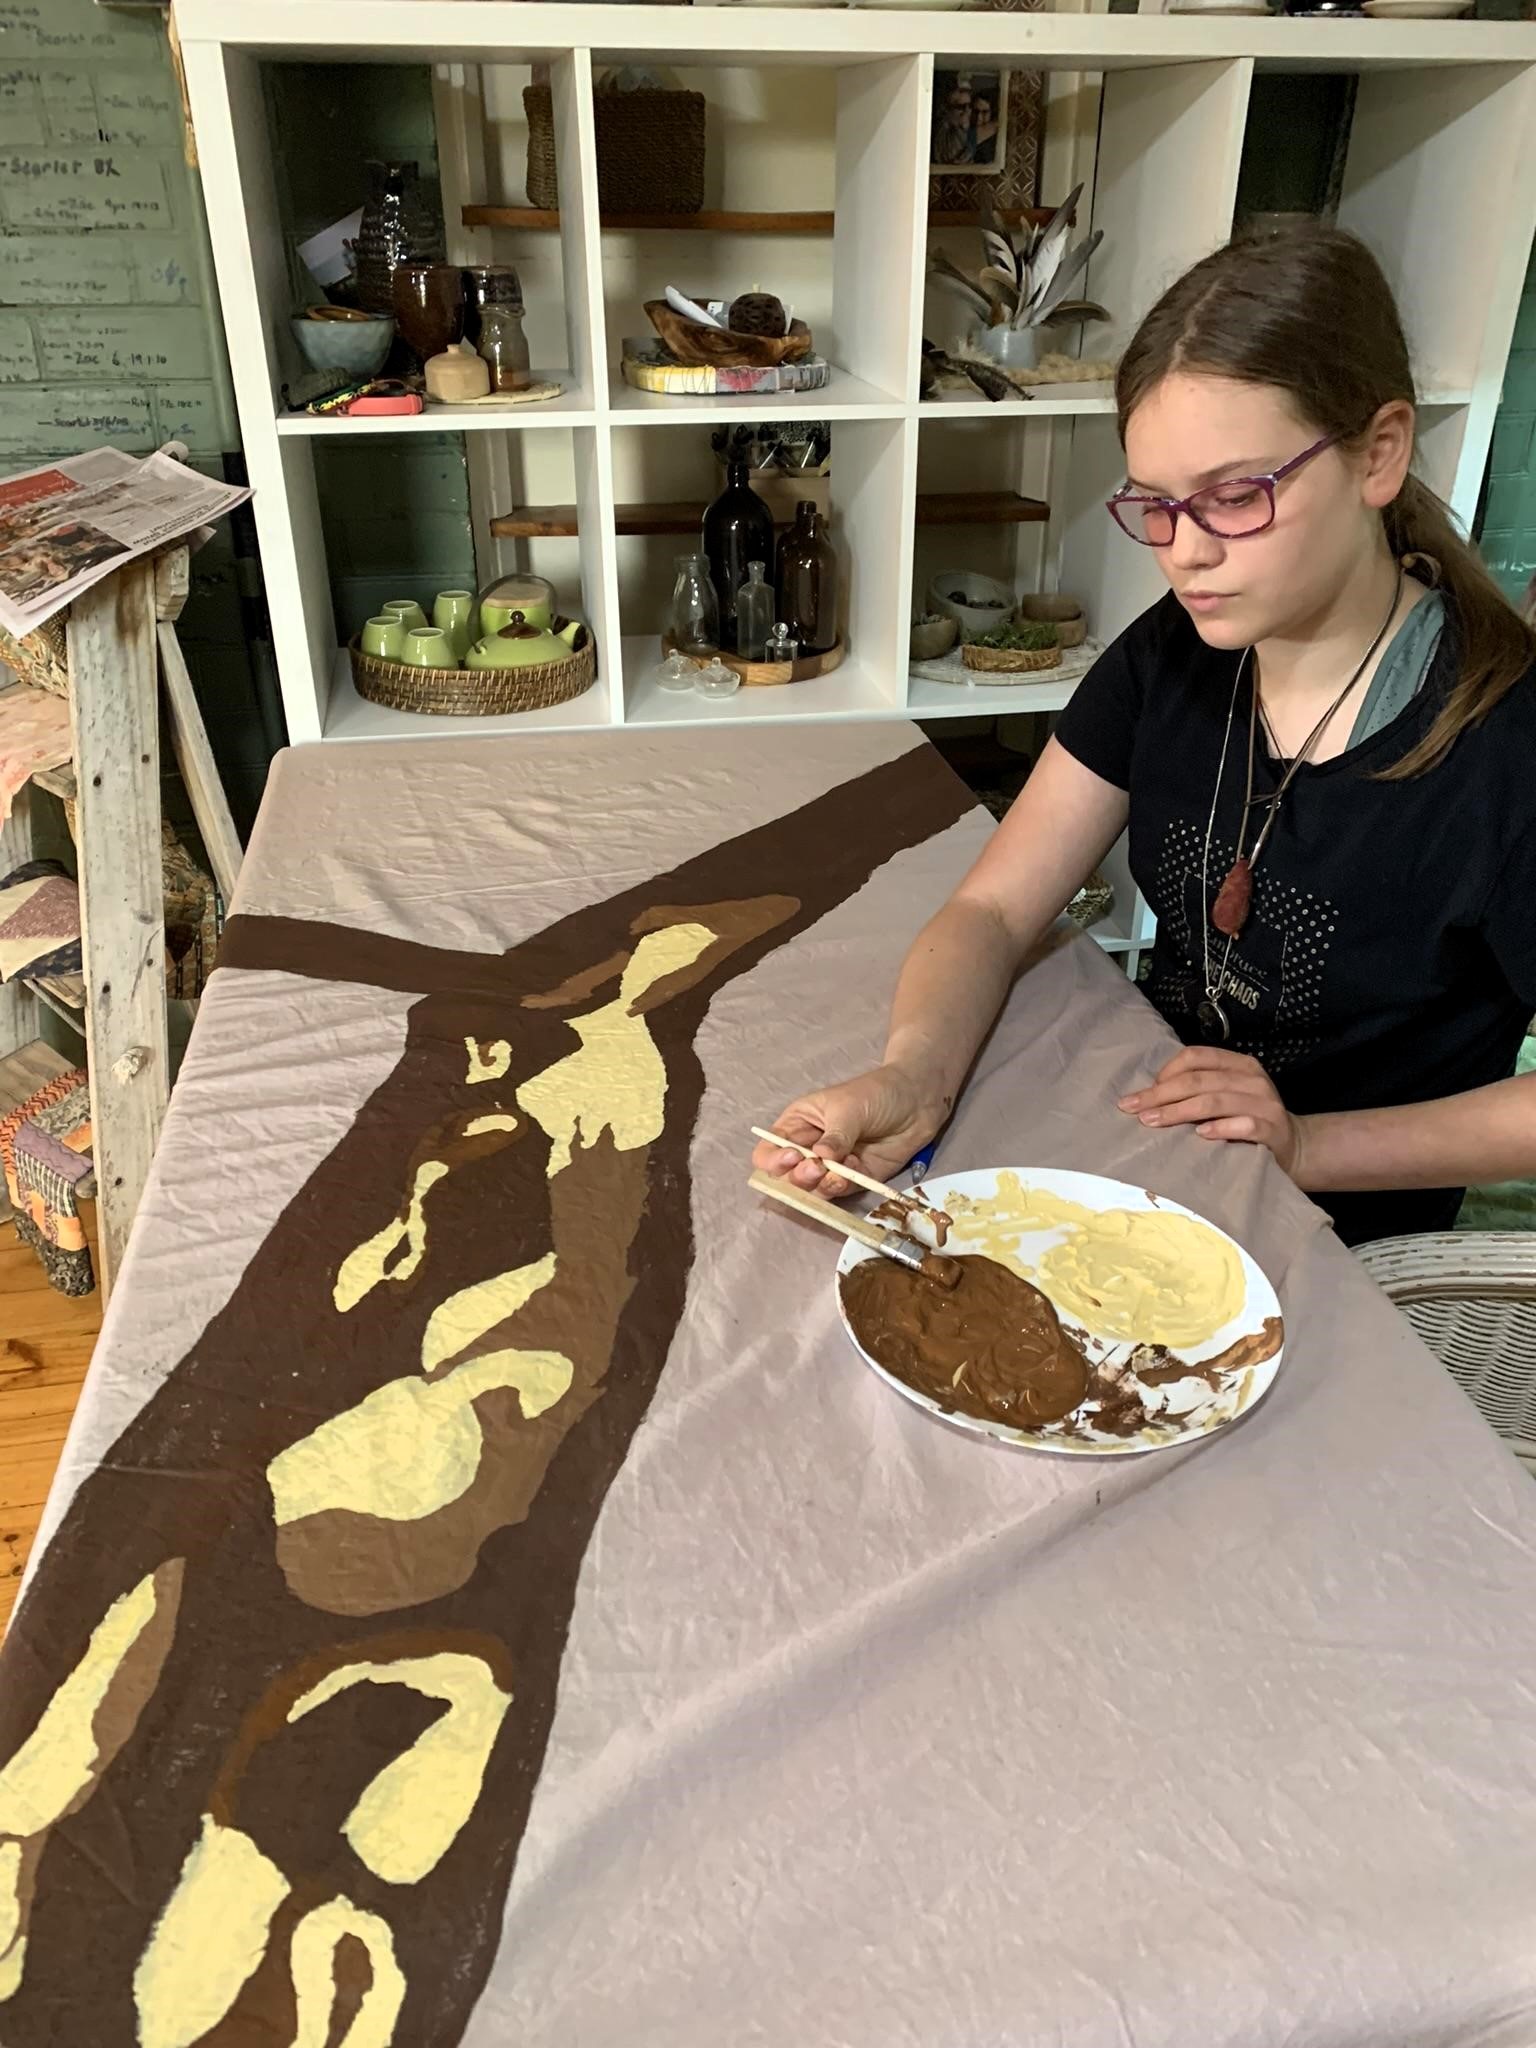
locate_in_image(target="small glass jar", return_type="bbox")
[476,301,531,391]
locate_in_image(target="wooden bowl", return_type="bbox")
[645,302,815,369]
[1018,592,1087,648]
[663,633,843,687]
[910,616,958,662]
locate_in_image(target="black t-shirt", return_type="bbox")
[1055,591,1536,1246]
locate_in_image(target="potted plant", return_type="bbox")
[930,181,1107,371]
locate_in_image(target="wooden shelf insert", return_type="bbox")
[462,206,1051,236]
[491,491,1048,541]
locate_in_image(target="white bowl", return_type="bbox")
[927,571,1015,643]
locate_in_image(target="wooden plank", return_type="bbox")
[490,490,1051,541]
[158,620,244,907]
[462,205,1052,234]
[66,560,169,1303]
[30,978,86,1034]
[153,545,192,623]
[30,763,77,804]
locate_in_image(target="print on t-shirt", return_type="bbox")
[1146,815,1338,1075]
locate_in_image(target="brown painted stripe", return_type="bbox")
[0,740,975,2045]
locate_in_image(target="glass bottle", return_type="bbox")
[476,301,531,391]
[735,560,773,662]
[702,459,774,652]
[462,264,522,347]
[776,501,838,656]
[356,161,445,315]
[669,554,719,656]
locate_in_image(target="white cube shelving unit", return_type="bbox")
[176,3,1536,757]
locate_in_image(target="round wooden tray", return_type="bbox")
[663,634,844,688]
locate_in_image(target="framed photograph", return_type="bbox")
[930,71,1010,177]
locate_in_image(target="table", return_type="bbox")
[4,723,1536,2048]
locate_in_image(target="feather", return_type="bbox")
[1038,298,1110,327]
[1017,182,1084,322]
[978,196,1021,293]
[1021,228,1103,328]
[664,285,725,330]
[960,357,1018,404]
[929,249,993,317]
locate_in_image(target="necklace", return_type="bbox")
[1196,567,1404,1042]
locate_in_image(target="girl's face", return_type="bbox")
[1121,371,1411,649]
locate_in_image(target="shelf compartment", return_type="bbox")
[491,490,1047,540]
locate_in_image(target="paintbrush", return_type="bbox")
[748,1170,960,1289]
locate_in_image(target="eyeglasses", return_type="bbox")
[1106,433,1338,548]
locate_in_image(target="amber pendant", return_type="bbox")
[1211,856,1253,938]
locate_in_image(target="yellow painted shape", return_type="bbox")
[465,1038,511,1083]
[0,1570,161,1841]
[290,1896,406,2048]
[421,1250,555,1378]
[464,1113,518,1137]
[267,1343,573,1528]
[1037,1208,1245,1346]
[334,1161,449,1314]
[289,1653,511,1885]
[516,922,715,1178]
[946,1173,1246,1347]
[133,1816,290,2048]
[0,1842,21,2001]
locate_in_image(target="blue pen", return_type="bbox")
[905,1142,937,1184]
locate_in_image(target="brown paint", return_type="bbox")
[0,741,975,2046]
[520,950,629,1010]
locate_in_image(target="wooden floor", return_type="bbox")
[0,1204,99,1637]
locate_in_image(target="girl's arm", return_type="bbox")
[755,740,1128,1191]
[1295,1071,1536,1193]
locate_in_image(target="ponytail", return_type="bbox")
[1379,475,1536,778]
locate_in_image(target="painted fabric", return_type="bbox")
[0,680,70,827]
[0,858,81,983]
[0,1063,94,1294]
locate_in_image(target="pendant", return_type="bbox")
[1211,855,1253,939]
[1197,994,1231,1042]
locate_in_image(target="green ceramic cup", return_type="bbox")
[433,589,476,662]
[400,626,455,668]
[360,614,407,660]
[382,598,428,633]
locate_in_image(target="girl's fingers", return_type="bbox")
[1195,1116,1261,1141]
[1139,1090,1253,1128]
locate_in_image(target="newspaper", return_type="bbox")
[0,447,252,639]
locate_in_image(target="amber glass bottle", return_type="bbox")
[776,502,838,656]
[702,461,775,652]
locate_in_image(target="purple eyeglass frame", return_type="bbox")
[1106,432,1339,546]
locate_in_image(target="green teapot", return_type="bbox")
[465,613,584,669]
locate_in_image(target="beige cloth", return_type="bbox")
[17,724,1536,2047]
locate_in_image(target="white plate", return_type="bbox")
[834,1167,1284,1458]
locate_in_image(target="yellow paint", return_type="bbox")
[465,1038,511,1083]
[0,1843,21,2001]
[947,1172,1247,1347]
[133,1817,289,2048]
[464,1113,518,1138]
[267,1343,573,1528]
[290,1897,406,2048]
[516,923,715,1178]
[421,1250,555,1377]
[1038,1209,1245,1346]
[334,1161,449,1313]
[0,1570,162,1841]
[289,1654,511,1885]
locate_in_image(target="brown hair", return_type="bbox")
[1115,226,1536,777]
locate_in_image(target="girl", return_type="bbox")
[755,226,1536,1246]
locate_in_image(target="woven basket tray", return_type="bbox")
[349,629,596,718]
[961,642,1062,675]
[525,84,706,214]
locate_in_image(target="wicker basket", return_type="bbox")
[348,629,596,718]
[525,84,706,215]
[1018,594,1087,649]
[0,617,70,697]
[962,642,1062,675]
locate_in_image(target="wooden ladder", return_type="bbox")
[0,546,243,1300]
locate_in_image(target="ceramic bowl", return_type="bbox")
[291,310,394,378]
[910,615,958,663]
[928,572,1015,644]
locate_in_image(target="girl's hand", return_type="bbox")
[752,1064,941,1198]
[1119,1048,1306,1180]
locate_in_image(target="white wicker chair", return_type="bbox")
[1356,1233,1536,1471]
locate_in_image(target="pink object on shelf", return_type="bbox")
[345,392,424,416]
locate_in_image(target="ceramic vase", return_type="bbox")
[355,160,444,316]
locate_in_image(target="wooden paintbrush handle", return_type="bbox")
[747,1169,891,1252]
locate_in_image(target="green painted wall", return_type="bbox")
[1480,241,1536,609]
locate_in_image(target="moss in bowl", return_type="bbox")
[961,618,1062,674]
